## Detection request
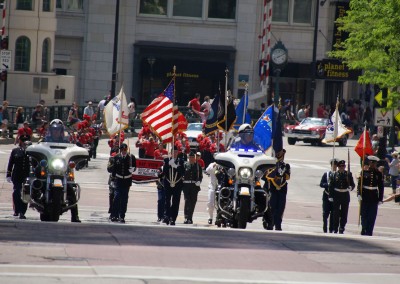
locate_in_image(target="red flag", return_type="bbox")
[140,80,187,143]
[354,129,373,158]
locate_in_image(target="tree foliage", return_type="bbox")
[329,0,400,107]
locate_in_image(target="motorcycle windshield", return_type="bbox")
[228,140,263,153]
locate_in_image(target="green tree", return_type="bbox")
[329,0,400,107]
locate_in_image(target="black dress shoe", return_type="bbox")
[111,217,118,222]
[19,214,26,219]
[183,219,189,224]
[208,218,212,225]
[162,218,170,225]
[13,213,18,217]
[169,220,175,226]
[339,228,344,234]
[119,218,125,223]
[71,218,81,223]
[157,218,162,222]
[188,219,193,224]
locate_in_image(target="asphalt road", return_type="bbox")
[0,136,399,283]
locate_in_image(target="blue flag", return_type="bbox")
[204,94,220,136]
[253,105,274,152]
[234,93,251,130]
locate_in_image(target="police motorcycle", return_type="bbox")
[22,119,89,222]
[214,124,276,229]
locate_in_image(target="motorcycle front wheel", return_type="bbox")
[40,189,62,222]
[237,196,251,229]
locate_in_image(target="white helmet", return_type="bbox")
[238,123,253,134]
[50,119,64,126]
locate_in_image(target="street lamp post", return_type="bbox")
[110,0,120,98]
[147,56,156,98]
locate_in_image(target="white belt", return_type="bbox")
[334,188,350,192]
[363,186,377,190]
[183,181,196,184]
[115,174,132,179]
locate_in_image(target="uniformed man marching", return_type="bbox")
[6,135,30,219]
[357,155,384,236]
[162,146,185,226]
[328,160,355,234]
[182,151,203,224]
[319,158,338,233]
[110,143,136,223]
[263,149,290,231]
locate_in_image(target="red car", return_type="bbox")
[284,117,353,146]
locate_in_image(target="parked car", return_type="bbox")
[284,117,352,146]
[186,123,203,150]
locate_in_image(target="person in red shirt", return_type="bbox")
[154,143,168,160]
[37,121,49,141]
[14,121,33,145]
[317,103,325,118]
[195,152,205,169]
[187,93,201,112]
[137,137,157,159]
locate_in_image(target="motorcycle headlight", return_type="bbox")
[51,159,65,171]
[239,167,252,179]
[227,168,235,177]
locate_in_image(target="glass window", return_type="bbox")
[15,36,31,72]
[293,0,312,24]
[16,0,33,11]
[208,0,236,19]
[139,0,167,15]
[56,0,62,9]
[272,0,289,22]
[43,0,51,12]
[67,0,83,10]
[42,38,51,72]
[173,0,202,17]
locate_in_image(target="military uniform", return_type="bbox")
[107,154,117,216]
[110,145,136,223]
[264,157,291,231]
[320,170,335,233]
[357,157,384,236]
[7,142,30,218]
[182,154,203,224]
[328,161,355,234]
[162,154,185,225]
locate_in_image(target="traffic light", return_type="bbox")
[0,70,7,81]
[1,37,8,50]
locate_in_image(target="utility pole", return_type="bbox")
[110,0,120,98]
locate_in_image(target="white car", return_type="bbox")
[186,123,203,150]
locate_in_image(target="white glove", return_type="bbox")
[378,201,383,205]
[169,159,178,169]
[357,195,362,202]
[128,167,135,173]
[6,177,12,183]
[348,187,353,192]
[195,181,201,187]
[328,198,333,202]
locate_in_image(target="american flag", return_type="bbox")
[141,80,187,143]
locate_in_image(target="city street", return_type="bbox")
[0,136,399,283]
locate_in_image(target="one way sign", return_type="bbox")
[374,108,393,127]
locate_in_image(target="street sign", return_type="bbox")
[0,50,11,71]
[374,90,393,107]
[374,108,393,127]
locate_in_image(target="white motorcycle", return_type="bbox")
[214,146,276,229]
[22,142,89,222]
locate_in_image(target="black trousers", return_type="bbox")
[183,183,200,221]
[164,182,183,222]
[332,191,350,232]
[360,201,378,236]
[13,181,28,215]
[322,192,334,232]
[269,187,287,229]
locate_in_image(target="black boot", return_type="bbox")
[71,205,81,223]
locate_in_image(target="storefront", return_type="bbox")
[133,41,236,105]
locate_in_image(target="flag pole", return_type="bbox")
[332,96,339,168]
[224,67,229,146]
[243,83,248,124]
[358,123,367,227]
[172,66,176,156]
[118,86,124,149]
